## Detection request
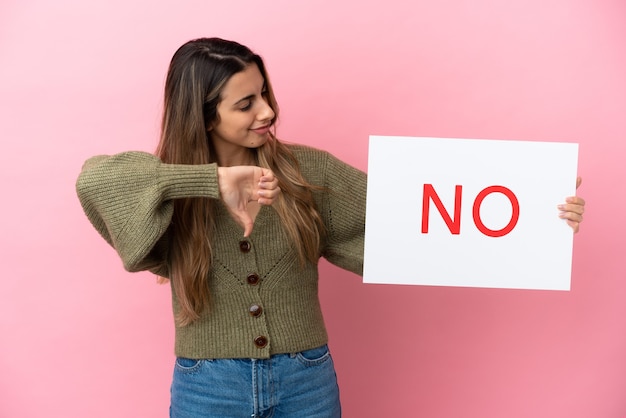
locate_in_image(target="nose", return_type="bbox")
[258,98,275,124]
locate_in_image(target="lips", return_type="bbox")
[251,125,271,135]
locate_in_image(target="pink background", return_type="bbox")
[1,0,625,417]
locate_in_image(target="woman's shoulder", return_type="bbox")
[285,142,331,160]
[283,143,334,180]
[284,142,363,173]
[281,141,365,186]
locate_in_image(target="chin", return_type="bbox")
[249,138,269,148]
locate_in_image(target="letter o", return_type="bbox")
[472,186,520,237]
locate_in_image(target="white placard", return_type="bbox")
[363,136,579,290]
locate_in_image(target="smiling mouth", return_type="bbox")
[251,125,271,134]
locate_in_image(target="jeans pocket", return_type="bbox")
[295,345,331,367]
[174,357,204,374]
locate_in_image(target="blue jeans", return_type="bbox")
[170,345,341,417]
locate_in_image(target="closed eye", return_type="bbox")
[235,86,268,112]
[239,100,252,111]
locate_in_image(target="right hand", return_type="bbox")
[558,176,585,233]
[217,166,281,237]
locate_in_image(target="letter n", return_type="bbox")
[421,184,462,234]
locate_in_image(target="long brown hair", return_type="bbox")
[156,38,325,326]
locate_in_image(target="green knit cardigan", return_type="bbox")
[76,144,366,359]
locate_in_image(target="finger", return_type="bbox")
[259,177,279,190]
[259,174,275,184]
[565,196,585,206]
[259,169,276,183]
[566,219,580,233]
[576,176,582,189]
[559,210,583,223]
[558,203,585,215]
[239,212,254,237]
[561,209,582,233]
[257,186,281,205]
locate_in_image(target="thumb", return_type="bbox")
[238,210,254,237]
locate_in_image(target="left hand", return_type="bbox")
[558,176,585,233]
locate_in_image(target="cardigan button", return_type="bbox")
[249,304,263,317]
[239,240,251,253]
[246,273,260,285]
[254,336,268,348]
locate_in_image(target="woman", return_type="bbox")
[76,38,585,417]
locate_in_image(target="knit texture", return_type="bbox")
[76,145,366,359]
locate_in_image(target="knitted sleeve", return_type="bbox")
[290,146,366,275]
[317,150,367,276]
[76,151,220,274]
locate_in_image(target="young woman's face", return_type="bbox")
[209,63,275,164]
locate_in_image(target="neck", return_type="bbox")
[215,147,256,167]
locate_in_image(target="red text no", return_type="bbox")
[421,184,520,237]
